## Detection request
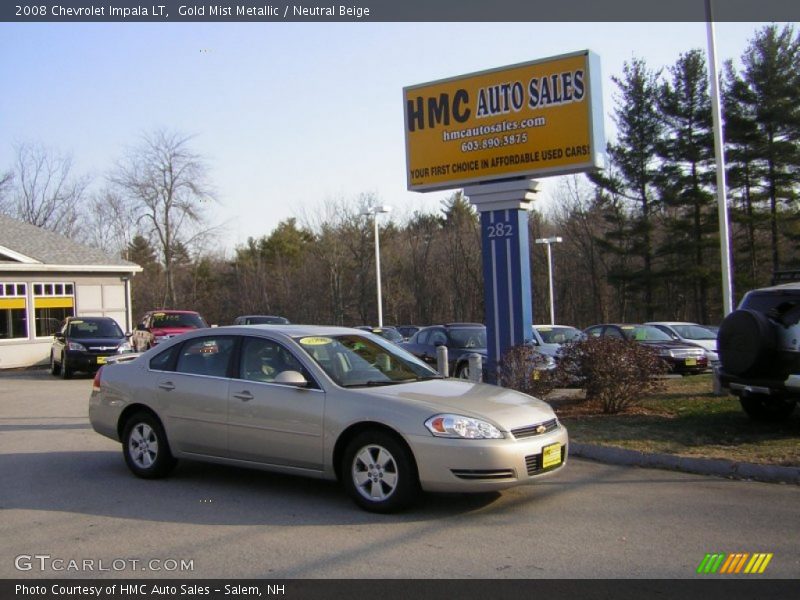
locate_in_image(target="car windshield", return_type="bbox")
[67,319,124,339]
[295,334,439,387]
[446,327,486,349]
[672,324,717,340]
[620,325,673,342]
[536,326,581,344]
[152,312,207,328]
[371,328,403,343]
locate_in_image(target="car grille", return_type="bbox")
[511,418,559,439]
[86,346,118,353]
[671,349,705,358]
[525,446,566,476]
[451,469,515,480]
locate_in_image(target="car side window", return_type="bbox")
[238,337,314,386]
[586,327,602,338]
[430,330,447,346]
[149,344,180,371]
[605,327,624,339]
[175,336,235,378]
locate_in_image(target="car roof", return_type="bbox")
[147,309,200,314]
[215,324,364,337]
[586,323,653,328]
[67,316,116,322]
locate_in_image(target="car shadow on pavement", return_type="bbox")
[0,450,506,526]
[0,367,94,381]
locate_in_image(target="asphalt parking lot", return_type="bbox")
[1,368,799,579]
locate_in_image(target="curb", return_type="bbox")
[569,442,800,485]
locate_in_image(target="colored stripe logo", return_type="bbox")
[697,553,773,574]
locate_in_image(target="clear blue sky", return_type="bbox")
[0,21,782,251]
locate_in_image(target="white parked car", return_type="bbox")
[89,325,568,513]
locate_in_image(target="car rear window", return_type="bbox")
[152,312,207,328]
[741,291,800,315]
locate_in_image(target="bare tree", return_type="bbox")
[0,171,12,203]
[84,188,140,257]
[110,130,216,307]
[3,143,89,239]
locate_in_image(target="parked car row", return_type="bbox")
[584,323,709,374]
[51,310,290,378]
[49,307,719,381]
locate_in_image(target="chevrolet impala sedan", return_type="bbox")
[89,325,568,512]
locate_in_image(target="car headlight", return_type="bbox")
[659,350,675,358]
[425,414,504,439]
[67,341,87,351]
[117,342,132,353]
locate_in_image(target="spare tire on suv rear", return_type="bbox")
[718,309,778,376]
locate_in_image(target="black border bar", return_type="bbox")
[2,0,800,23]
[4,579,800,600]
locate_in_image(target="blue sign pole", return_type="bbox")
[465,180,539,382]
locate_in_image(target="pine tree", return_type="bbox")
[656,49,717,322]
[741,24,800,272]
[589,57,664,320]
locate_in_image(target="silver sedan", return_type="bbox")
[89,325,568,512]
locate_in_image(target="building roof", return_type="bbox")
[0,213,141,273]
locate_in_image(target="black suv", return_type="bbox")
[717,283,800,420]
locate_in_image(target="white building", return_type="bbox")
[0,214,141,368]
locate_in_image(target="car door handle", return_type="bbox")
[233,391,253,402]
[158,382,175,391]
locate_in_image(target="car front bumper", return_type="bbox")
[65,350,119,371]
[663,356,708,373]
[408,425,569,493]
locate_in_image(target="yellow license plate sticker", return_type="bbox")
[685,358,697,366]
[96,356,107,365]
[542,443,561,469]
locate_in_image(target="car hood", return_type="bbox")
[536,342,561,357]
[151,327,195,336]
[639,340,703,351]
[66,337,126,349]
[354,379,557,431]
[684,338,717,352]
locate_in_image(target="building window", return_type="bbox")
[34,281,75,337]
[0,282,28,340]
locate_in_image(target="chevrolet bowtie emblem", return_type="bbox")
[536,424,547,434]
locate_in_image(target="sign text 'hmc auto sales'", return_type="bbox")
[403,51,605,191]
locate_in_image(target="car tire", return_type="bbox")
[739,394,797,421]
[122,412,177,479]
[718,309,777,376]
[60,352,72,379]
[342,430,419,513]
[49,352,61,376]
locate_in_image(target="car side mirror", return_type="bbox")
[273,370,308,387]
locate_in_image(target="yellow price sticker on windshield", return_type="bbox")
[299,337,333,346]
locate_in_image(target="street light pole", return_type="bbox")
[362,205,392,327]
[535,236,563,325]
